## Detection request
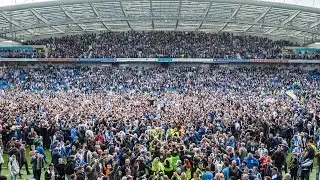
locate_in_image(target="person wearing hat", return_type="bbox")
[45,163,58,180]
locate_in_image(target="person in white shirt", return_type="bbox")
[257,143,268,158]
[8,154,19,180]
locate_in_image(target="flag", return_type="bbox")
[286,90,298,101]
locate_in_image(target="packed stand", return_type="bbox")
[24,32,297,59]
[0,65,319,180]
[0,48,45,59]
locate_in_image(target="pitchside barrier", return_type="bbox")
[0,58,319,63]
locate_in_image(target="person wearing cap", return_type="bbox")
[45,163,58,180]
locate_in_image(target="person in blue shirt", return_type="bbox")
[36,144,47,164]
[202,167,213,180]
[243,153,259,169]
[231,151,241,166]
[70,128,77,142]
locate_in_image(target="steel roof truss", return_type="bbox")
[265,10,300,34]
[218,4,241,32]
[244,7,271,32]
[0,12,37,35]
[59,5,85,31]
[30,8,64,33]
[175,0,182,30]
[119,1,132,31]
[150,0,154,30]
[90,3,110,31]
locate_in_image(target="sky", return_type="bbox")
[0,0,319,8]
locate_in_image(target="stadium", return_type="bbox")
[0,0,319,180]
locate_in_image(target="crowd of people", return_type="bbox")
[0,64,319,180]
[0,49,45,59]
[23,32,297,59]
[2,31,320,60]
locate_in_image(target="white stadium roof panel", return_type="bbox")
[0,0,319,41]
[179,1,208,18]
[1,0,319,8]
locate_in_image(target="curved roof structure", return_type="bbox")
[0,0,319,41]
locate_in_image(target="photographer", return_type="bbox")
[45,163,58,180]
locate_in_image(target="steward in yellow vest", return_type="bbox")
[163,152,174,178]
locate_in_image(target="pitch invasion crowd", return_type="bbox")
[0,65,319,180]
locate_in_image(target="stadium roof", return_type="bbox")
[0,0,320,41]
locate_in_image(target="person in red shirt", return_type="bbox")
[94,132,105,144]
[260,151,271,177]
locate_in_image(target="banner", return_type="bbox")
[157,58,173,62]
[212,58,249,62]
[77,58,115,62]
[37,58,76,62]
[249,59,289,63]
[0,58,37,62]
[286,90,298,101]
[173,58,212,62]
[117,58,157,62]
[287,60,320,63]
